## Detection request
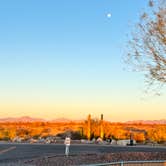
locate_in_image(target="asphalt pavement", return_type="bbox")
[0,143,166,163]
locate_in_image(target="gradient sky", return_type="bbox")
[0,0,165,121]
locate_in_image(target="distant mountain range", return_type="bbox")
[126,120,166,124]
[0,116,46,122]
[0,116,165,124]
[0,116,78,123]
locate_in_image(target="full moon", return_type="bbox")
[107,13,111,18]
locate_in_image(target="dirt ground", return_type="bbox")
[22,152,166,166]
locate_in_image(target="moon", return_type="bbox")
[107,13,111,18]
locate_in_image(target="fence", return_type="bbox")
[81,160,166,166]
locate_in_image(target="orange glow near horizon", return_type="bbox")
[0,100,165,122]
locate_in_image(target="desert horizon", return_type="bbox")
[0,115,166,124]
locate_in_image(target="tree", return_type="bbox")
[127,0,166,92]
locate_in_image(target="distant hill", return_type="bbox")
[0,116,79,123]
[126,120,166,124]
[0,116,46,123]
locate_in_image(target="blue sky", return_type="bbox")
[0,0,165,121]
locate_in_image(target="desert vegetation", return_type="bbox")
[0,119,166,144]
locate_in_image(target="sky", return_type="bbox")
[0,0,165,122]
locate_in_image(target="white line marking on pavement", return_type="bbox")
[0,146,16,155]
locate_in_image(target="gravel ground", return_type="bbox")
[1,152,166,166]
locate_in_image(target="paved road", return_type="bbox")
[0,143,166,163]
